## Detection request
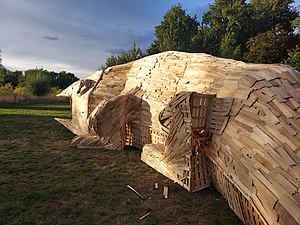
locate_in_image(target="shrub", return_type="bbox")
[12,86,31,96]
[0,83,14,95]
[25,69,51,96]
[283,45,300,71]
[48,87,63,96]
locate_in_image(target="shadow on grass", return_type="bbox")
[0,103,71,119]
[0,102,70,110]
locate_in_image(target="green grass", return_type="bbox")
[0,103,243,225]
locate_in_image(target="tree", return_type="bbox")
[7,70,21,87]
[284,44,300,71]
[0,49,2,67]
[292,7,300,32]
[249,0,298,33]
[151,4,199,53]
[0,67,5,85]
[145,40,160,56]
[25,69,51,96]
[245,24,295,63]
[0,67,21,87]
[201,0,254,59]
[190,27,220,55]
[219,33,243,59]
[56,71,78,89]
[128,43,143,61]
[102,43,144,68]
[48,71,79,89]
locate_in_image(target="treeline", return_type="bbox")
[102,0,300,71]
[0,66,78,96]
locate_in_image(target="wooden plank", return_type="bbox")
[273,99,299,119]
[251,169,279,211]
[278,194,300,224]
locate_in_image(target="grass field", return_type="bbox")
[0,103,243,225]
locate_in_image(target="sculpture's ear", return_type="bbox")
[77,80,83,94]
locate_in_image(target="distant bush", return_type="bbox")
[284,45,300,71]
[0,83,14,95]
[48,87,63,96]
[101,43,144,69]
[25,69,51,96]
[12,86,31,96]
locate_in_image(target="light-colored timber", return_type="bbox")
[56,51,300,225]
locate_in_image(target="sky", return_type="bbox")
[0,0,299,78]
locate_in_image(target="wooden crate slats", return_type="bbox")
[205,67,300,225]
[208,98,233,134]
[208,159,268,225]
[189,154,211,191]
[126,122,152,148]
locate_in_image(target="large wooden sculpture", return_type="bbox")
[56,51,300,225]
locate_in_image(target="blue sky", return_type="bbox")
[0,0,299,78]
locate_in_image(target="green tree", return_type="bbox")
[284,44,300,71]
[250,0,298,33]
[0,67,21,87]
[201,0,254,59]
[292,6,300,32]
[48,71,79,89]
[25,69,51,96]
[150,4,199,53]
[0,66,5,85]
[145,40,160,55]
[102,43,144,68]
[57,71,78,89]
[245,24,295,63]
[190,27,220,55]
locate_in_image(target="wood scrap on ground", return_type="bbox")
[126,185,144,199]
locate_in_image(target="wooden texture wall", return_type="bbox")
[56,51,300,225]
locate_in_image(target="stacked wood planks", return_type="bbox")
[205,66,300,225]
[56,51,300,225]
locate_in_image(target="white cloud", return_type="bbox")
[0,0,212,79]
[3,54,96,78]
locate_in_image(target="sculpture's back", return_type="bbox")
[56,51,300,225]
